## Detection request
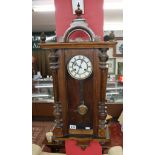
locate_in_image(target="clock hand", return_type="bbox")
[75,65,81,75]
[77,59,84,73]
[74,60,83,75]
[80,59,84,66]
[74,61,79,67]
[72,61,80,75]
[74,61,82,70]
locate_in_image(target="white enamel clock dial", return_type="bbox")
[67,55,92,80]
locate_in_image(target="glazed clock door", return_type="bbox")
[65,49,97,135]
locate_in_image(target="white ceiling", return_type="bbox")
[32,0,123,32]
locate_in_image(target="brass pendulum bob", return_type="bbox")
[77,80,88,115]
[78,101,88,115]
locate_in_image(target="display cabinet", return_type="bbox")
[32,79,54,103]
[32,79,123,104]
[106,81,123,103]
[32,79,54,118]
[32,79,123,118]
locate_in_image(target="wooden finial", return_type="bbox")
[40,32,46,43]
[75,2,83,18]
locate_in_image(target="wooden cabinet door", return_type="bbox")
[32,103,37,116]
[35,103,53,117]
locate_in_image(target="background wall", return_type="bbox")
[54,0,104,40]
[104,30,123,75]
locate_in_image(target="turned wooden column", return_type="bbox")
[49,49,63,129]
[98,48,109,137]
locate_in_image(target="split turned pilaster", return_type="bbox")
[98,48,109,137]
[49,49,63,129]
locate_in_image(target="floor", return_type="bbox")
[32,121,53,147]
[32,120,123,153]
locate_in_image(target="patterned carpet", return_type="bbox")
[32,121,54,147]
[108,121,123,147]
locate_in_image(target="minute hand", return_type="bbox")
[77,59,84,74]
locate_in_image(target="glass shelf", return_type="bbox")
[32,79,54,103]
[106,81,123,103]
[32,79,123,104]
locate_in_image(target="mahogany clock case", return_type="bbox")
[66,49,94,130]
[57,48,103,136]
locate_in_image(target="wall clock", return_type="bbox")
[40,7,117,142]
[67,55,92,80]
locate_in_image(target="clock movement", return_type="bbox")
[40,6,117,143]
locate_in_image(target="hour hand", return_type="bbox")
[74,62,80,67]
